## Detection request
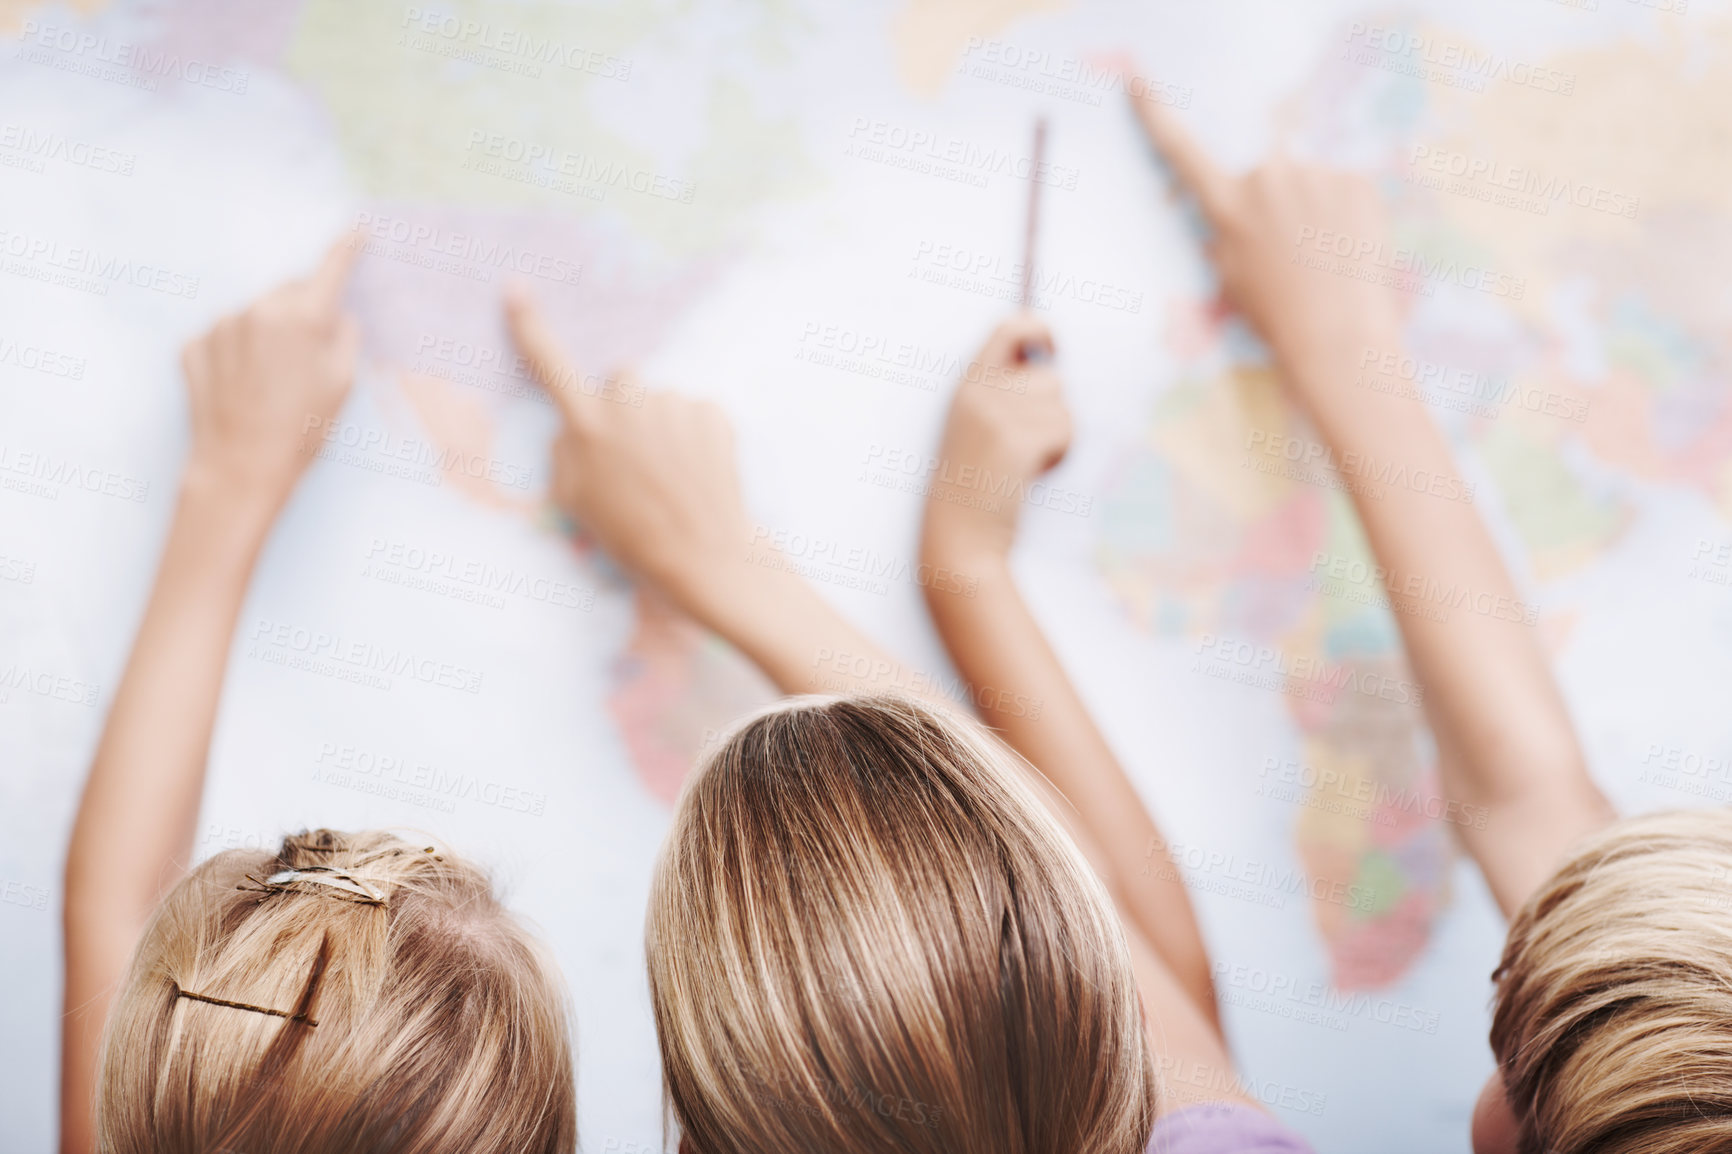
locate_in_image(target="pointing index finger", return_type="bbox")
[505,283,588,423]
[1129,88,1238,228]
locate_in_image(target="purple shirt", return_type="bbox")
[1147,1103,1317,1154]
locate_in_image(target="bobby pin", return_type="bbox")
[171,982,319,1027]
[238,866,385,905]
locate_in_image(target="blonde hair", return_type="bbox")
[96,828,576,1154]
[1491,808,1732,1154]
[646,695,1156,1154]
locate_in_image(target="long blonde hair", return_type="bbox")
[1491,808,1732,1154]
[646,695,1156,1154]
[96,828,576,1153]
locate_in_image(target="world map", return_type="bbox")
[4,1,1730,1151]
[1101,10,1732,997]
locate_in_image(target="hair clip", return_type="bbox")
[171,982,319,1027]
[240,866,385,905]
[269,867,385,902]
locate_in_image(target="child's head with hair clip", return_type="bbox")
[96,828,576,1154]
[645,695,1157,1154]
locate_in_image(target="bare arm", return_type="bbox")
[1291,345,1611,914]
[682,558,915,701]
[1130,96,1614,916]
[59,241,358,1154]
[514,294,1150,836]
[918,315,1221,1034]
[61,481,274,1154]
[505,294,1142,859]
[509,290,1242,1099]
[505,289,933,703]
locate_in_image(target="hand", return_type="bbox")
[1130,91,1402,419]
[180,237,360,515]
[921,314,1071,567]
[506,285,753,609]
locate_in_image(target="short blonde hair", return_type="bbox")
[97,829,576,1154]
[1491,808,1732,1154]
[646,695,1156,1154]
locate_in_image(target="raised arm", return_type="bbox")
[917,315,1221,1033]
[506,288,927,701]
[509,287,1251,1108]
[1129,95,1614,916]
[59,241,358,1154]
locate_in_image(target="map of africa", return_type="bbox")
[4,2,1731,1152]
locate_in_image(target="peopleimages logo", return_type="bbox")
[1407,145,1640,220]
[745,527,977,600]
[462,130,695,204]
[247,618,484,694]
[0,443,150,503]
[301,415,535,491]
[399,7,633,79]
[1257,756,1489,831]
[1646,742,1732,780]
[807,647,1043,720]
[0,554,37,584]
[794,321,959,393]
[1212,961,1443,1034]
[1143,834,1384,914]
[725,1057,944,1129]
[314,741,547,816]
[1292,225,1526,299]
[909,240,1143,313]
[957,38,1193,109]
[845,117,1081,190]
[14,19,251,93]
[0,335,87,379]
[1192,632,1425,707]
[0,227,201,299]
[353,211,583,285]
[1342,22,1576,95]
[1306,550,1536,626]
[1356,346,1589,424]
[0,663,99,707]
[859,442,1093,517]
[362,537,595,612]
[1244,429,1477,504]
[0,878,50,911]
[1156,1056,1328,1117]
[0,123,137,175]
